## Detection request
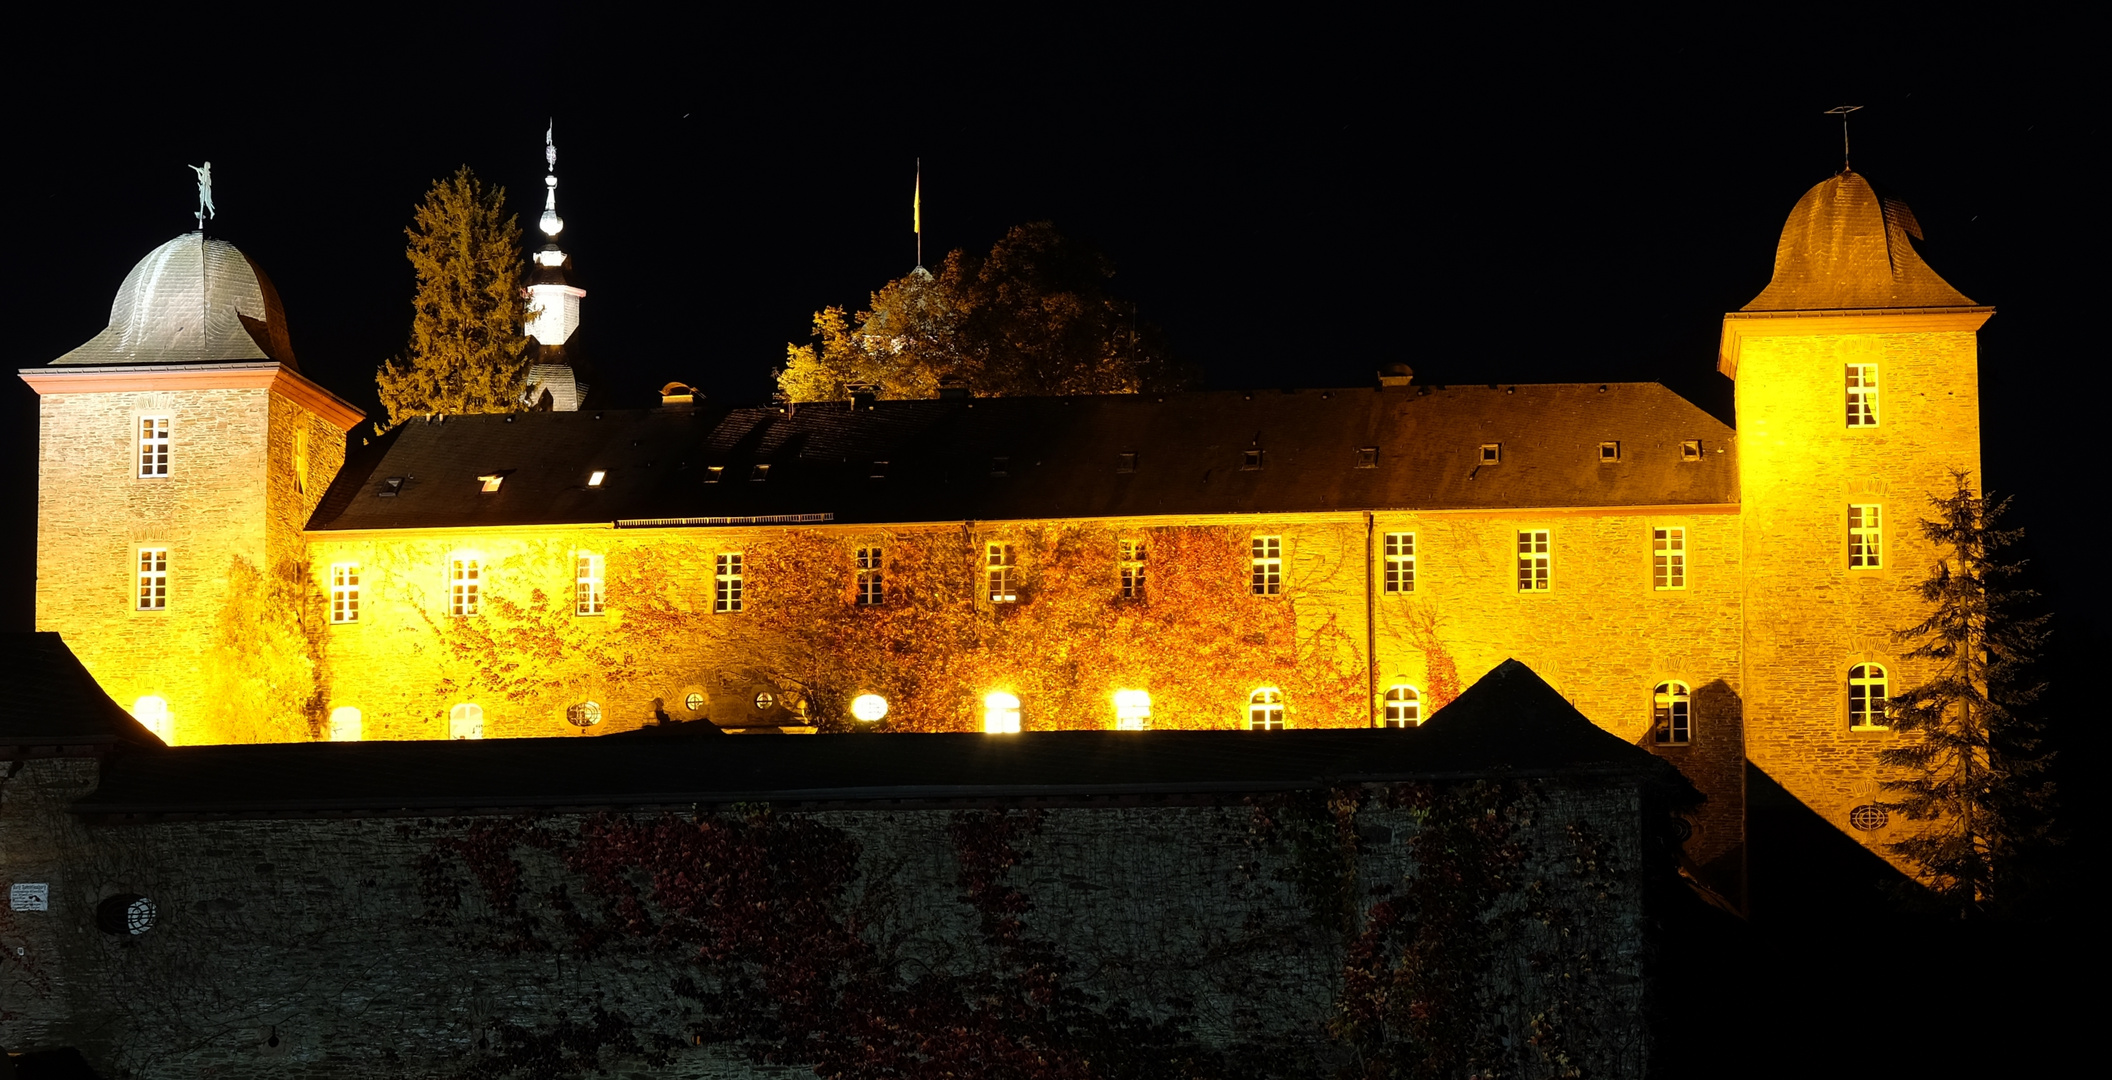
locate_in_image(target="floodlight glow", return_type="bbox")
[1113,689,1152,731]
[131,696,172,744]
[983,691,1021,734]
[851,694,889,722]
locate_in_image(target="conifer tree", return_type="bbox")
[1880,471,2054,916]
[376,167,530,425]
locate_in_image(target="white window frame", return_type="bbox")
[1848,504,1883,569]
[449,555,481,617]
[1652,527,1686,590]
[987,543,1017,603]
[1652,681,1691,745]
[1849,664,1890,731]
[1516,529,1550,592]
[855,546,883,606]
[137,416,170,478]
[330,562,360,623]
[575,553,605,616]
[1846,364,1880,427]
[136,547,168,610]
[1248,688,1285,730]
[1251,536,1283,595]
[1383,532,1415,594]
[1119,538,1146,599]
[715,553,744,613]
[328,706,362,742]
[449,702,484,740]
[1383,684,1421,728]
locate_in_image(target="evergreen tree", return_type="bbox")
[777,222,1189,401]
[1880,471,2054,917]
[376,167,530,425]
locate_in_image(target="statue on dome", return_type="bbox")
[188,162,216,227]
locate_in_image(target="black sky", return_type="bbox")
[5,12,2095,635]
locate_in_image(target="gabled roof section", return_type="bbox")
[2,633,165,754]
[53,232,298,368]
[308,384,1736,532]
[1742,171,1977,312]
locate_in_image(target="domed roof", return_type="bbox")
[51,231,297,367]
[1742,170,1977,312]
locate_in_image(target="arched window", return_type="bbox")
[1652,682,1690,745]
[1383,685,1421,728]
[328,706,362,742]
[131,696,172,744]
[449,703,484,740]
[1248,688,1284,730]
[1848,665,1889,730]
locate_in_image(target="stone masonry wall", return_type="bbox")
[0,757,1659,1078]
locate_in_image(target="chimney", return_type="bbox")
[660,381,698,407]
[1376,364,1414,390]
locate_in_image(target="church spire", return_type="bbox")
[522,121,589,410]
[539,121,564,239]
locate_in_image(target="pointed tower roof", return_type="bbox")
[51,231,298,367]
[1741,170,1976,312]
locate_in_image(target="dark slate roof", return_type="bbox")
[1743,171,1978,312]
[309,384,1736,532]
[4,633,165,752]
[72,660,1686,817]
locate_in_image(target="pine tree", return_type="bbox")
[1880,470,2054,917]
[376,167,530,425]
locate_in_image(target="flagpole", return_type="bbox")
[914,158,922,268]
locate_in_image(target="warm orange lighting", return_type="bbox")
[328,706,362,741]
[851,693,889,722]
[983,691,1021,733]
[131,696,172,744]
[1113,689,1151,730]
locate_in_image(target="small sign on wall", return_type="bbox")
[9,882,49,911]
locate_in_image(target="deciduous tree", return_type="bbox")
[376,167,531,425]
[1880,471,2054,916]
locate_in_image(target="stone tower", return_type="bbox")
[19,231,364,744]
[1722,170,1991,853]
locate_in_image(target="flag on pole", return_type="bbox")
[913,162,921,235]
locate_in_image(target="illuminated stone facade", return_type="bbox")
[21,168,1988,879]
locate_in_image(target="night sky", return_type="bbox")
[7,15,2093,638]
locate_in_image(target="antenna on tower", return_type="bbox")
[1824,105,1864,172]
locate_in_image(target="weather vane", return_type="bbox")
[188,161,216,229]
[1824,106,1863,172]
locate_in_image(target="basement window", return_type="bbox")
[1681,440,1703,462]
[1599,442,1620,463]
[1355,447,1378,469]
[1479,444,1502,465]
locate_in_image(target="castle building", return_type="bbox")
[18,163,1988,885]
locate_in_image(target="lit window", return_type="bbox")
[449,703,484,740]
[330,562,360,623]
[1848,504,1882,569]
[328,706,362,742]
[987,543,1017,603]
[1383,532,1415,593]
[1479,443,1501,465]
[685,692,705,712]
[705,466,724,483]
[1516,530,1550,592]
[449,556,481,616]
[1849,664,1889,731]
[1599,441,1620,463]
[576,553,604,615]
[1248,688,1285,730]
[138,416,170,477]
[1681,440,1703,462]
[1652,681,1691,745]
[293,427,310,495]
[1119,539,1146,599]
[1242,449,1265,470]
[566,701,603,727]
[1114,689,1152,730]
[870,460,889,479]
[478,474,505,493]
[131,696,172,744]
[1251,536,1283,595]
[1652,528,1686,590]
[1355,447,1378,469]
[1383,685,1421,728]
[587,470,606,487]
[136,548,168,610]
[1846,364,1880,427]
[856,547,883,606]
[715,553,744,613]
[851,694,889,722]
[984,691,1021,733]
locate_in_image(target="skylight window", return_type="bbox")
[1355,447,1378,469]
[870,460,889,479]
[378,477,405,497]
[1480,444,1502,465]
[991,457,1010,477]
[751,464,771,482]
[587,470,606,487]
[705,466,724,483]
[478,474,505,493]
[1241,450,1264,470]
[1599,442,1620,463]
[1116,452,1138,473]
[1681,440,1703,462]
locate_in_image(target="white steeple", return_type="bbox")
[522,121,589,411]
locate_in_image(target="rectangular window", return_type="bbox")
[1119,538,1146,598]
[1382,532,1416,593]
[1516,530,1550,592]
[1846,364,1880,427]
[855,547,883,606]
[987,543,1017,603]
[1251,536,1283,595]
[136,548,167,610]
[330,562,360,623]
[715,553,744,613]
[1848,504,1883,569]
[575,553,605,615]
[138,416,170,477]
[450,556,481,616]
[1652,527,1686,590]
